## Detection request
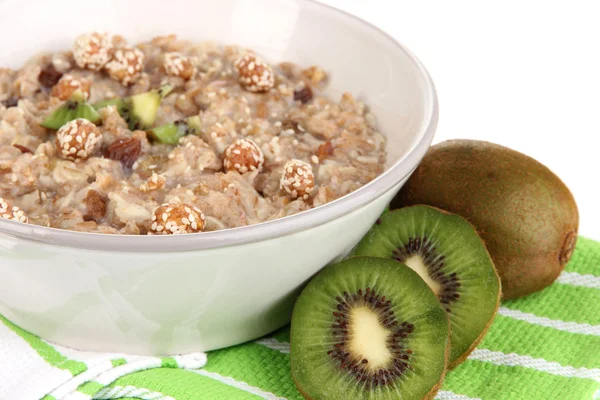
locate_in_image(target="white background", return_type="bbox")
[320,0,599,240]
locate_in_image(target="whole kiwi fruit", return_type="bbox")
[392,139,579,300]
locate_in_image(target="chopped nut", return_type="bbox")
[51,74,92,100]
[105,136,142,168]
[163,52,197,80]
[73,32,113,71]
[13,144,32,154]
[303,65,327,86]
[150,203,205,234]
[55,119,102,161]
[317,141,334,161]
[234,54,274,93]
[105,46,145,86]
[293,85,313,104]
[38,64,63,88]
[256,102,268,119]
[140,172,166,192]
[1,97,19,108]
[223,138,264,174]
[0,197,29,223]
[280,159,315,200]
[84,189,107,222]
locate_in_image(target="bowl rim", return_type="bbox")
[0,0,438,252]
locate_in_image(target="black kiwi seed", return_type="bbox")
[328,286,416,390]
[392,237,460,312]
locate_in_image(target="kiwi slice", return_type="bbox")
[149,116,202,145]
[352,205,501,368]
[94,84,173,130]
[291,257,449,400]
[40,97,100,130]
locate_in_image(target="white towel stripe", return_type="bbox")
[193,370,286,400]
[92,358,163,386]
[0,320,72,400]
[435,391,481,400]
[255,338,290,354]
[93,385,174,400]
[498,307,600,335]
[62,391,92,400]
[49,360,116,399]
[468,349,600,381]
[557,271,600,289]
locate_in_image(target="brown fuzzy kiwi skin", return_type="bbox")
[291,310,452,400]
[392,139,579,300]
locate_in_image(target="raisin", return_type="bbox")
[84,190,107,222]
[38,64,63,88]
[317,141,334,161]
[281,119,300,132]
[105,137,142,168]
[293,85,313,104]
[1,97,19,108]
[13,144,32,154]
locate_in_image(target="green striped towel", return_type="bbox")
[1,237,599,400]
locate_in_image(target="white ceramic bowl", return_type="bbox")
[0,0,437,355]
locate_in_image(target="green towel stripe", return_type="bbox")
[480,315,600,369]
[0,316,87,376]
[109,368,264,400]
[40,395,56,400]
[504,284,600,325]
[161,357,178,368]
[111,358,127,367]
[566,237,600,275]
[77,381,105,396]
[205,342,301,400]
[443,359,599,400]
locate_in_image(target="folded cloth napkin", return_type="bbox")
[1,237,600,400]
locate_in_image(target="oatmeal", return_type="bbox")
[0,34,386,235]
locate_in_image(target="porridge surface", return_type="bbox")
[0,34,386,234]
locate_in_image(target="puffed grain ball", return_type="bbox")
[51,74,92,100]
[55,118,102,161]
[150,203,206,234]
[73,32,113,71]
[105,46,145,86]
[0,197,29,223]
[163,52,197,80]
[280,159,315,200]
[223,138,264,174]
[234,54,275,93]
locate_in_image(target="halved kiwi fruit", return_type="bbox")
[149,115,202,145]
[94,84,173,130]
[352,205,501,368]
[291,257,449,400]
[40,95,100,130]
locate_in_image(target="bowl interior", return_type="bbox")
[0,0,431,169]
[0,0,436,251]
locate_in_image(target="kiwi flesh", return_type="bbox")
[149,116,202,145]
[41,97,100,129]
[352,205,501,368]
[392,139,579,299]
[94,84,173,130]
[291,256,449,400]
